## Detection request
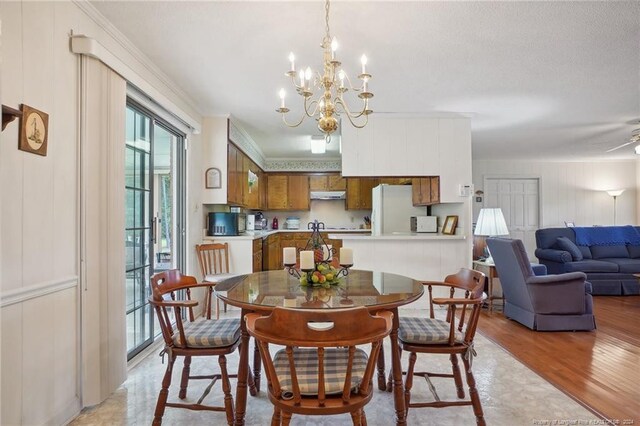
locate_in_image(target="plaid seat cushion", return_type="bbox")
[273,348,368,395]
[399,317,463,345]
[172,318,240,348]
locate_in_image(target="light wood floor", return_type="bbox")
[477,296,640,423]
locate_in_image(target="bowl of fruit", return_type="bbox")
[299,263,342,287]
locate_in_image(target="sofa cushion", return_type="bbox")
[555,237,583,261]
[563,260,619,273]
[590,245,629,259]
[536,228,575,249]
[597,258,640,274]
[578,246,592,259]
[627,245,640,258]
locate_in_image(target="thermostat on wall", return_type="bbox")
[458,184,474,197]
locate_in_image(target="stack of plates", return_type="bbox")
[286,217,300,229]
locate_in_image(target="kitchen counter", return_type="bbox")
[328,233,466,240]
[204,228,371,241]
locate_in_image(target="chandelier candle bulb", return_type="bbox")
[340,248,353,266]
[279,89,286,108]
[283,247,297,266]
[300,251,315,270]
[288,52,295,72]
[299,70,305,87]
[361,54,367,74]
[331,37,338,59]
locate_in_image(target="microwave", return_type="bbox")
[411,216,438,233]
[207,212,246,236]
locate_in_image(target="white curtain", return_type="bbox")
[78,55,127,406]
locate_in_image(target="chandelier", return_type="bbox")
[276,0,373,143]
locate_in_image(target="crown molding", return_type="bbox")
[228,119,267,169]
[265,159,342,172]
[72,0,202,119]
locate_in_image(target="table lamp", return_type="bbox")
[474,208,509,263]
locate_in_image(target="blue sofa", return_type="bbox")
[535,227,640,295]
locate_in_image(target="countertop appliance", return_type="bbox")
[246,214,256,231]
[207,212,246,236]
[411,216,438,233]
[371,185,427,236]
[254,212,267,230]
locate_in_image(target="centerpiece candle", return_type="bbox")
[300,250,315,270]
[283,247,297,265]
[340,248,353,265]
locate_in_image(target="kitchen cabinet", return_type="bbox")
[252,238,263,272]
[243,155,264,210]
[266,175,310,210]
[227,144,240,205]
[346,178,378,210]
[309,174,347,191]
[412,177,440,205]
[263,234,282,271]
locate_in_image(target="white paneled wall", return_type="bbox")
[1,1,203,424]
[473,160,637,226]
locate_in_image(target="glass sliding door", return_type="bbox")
[125,101,185,360]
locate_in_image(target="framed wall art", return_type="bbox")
[19,104,49,156]
[442,215,459,235]
[205,167,222,189]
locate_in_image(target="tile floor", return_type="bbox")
[71,310,598,425]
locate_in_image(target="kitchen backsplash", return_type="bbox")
[202,199,370,230]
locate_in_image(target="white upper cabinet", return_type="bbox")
[341,116,471,202]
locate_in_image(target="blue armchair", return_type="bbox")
[486,237,596,331]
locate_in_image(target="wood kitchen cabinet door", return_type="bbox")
[327,174,347,190]
[266,175,289,210]
[266,175,309,210]
[288,175,310,210]
[244,157,262,209]
[412,177,440,205]
[227,144,239,205]
[309,175,328,191]
[252,238,263,272]
[347,178,378,210]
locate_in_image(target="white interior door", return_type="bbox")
[484,178,540,260]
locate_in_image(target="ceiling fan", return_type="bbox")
[606,127,640,153]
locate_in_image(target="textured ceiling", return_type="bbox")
[92,1,640,161]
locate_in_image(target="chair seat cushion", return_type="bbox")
[273,347,368,395]
[204,273,238,283]
[399,317,463,345]
[172,318,240,348]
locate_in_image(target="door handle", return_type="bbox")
[152,216,158,244]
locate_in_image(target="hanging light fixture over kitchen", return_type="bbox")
[276,0,373,145]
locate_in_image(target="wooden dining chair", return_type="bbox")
[196,243,237,319]
[397,268,487,425]
[149,269,247,425]
[246,306,393,425]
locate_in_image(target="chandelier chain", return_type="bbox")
[324,0,331,44]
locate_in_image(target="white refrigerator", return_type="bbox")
[371,185,427,236]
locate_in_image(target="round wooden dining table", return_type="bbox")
[214,269,424,426]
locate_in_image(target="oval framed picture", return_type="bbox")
[19,104,49,156]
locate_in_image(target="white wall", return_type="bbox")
[0,1,203,424]
[472,160,637,226]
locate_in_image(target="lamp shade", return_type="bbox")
[606,189,625,197]
[474,208,509,236]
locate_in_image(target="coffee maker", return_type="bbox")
[254,212,267,230]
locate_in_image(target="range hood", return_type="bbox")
[310,191,346,200]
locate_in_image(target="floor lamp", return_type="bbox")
[474,208,510,263]
[606,189,625,225]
